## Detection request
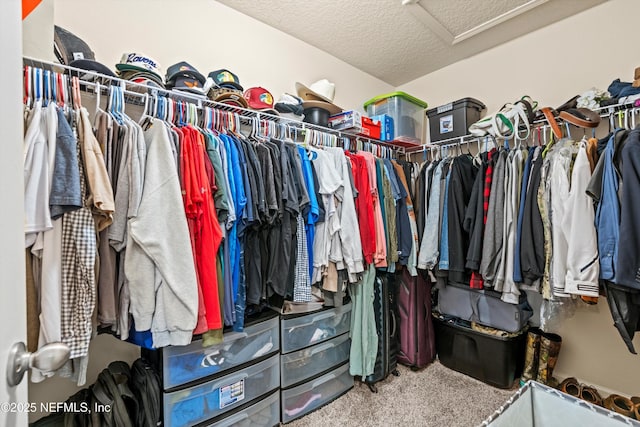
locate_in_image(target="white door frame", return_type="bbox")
[0,1,29,426]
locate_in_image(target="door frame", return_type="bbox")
[0,1,29,426]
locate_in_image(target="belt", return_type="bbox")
[540,106,601,140]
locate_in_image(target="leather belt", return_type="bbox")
[540,107,563,139]
[559,108,601,128]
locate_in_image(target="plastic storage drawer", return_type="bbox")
[163,354,280,427]
[281,332,351,388]
[281,362,353,423]
[364,91,428,145]
[159,314,279,389]
[281,303,352,354]
[433,316,526,389]
[207,390,280,427]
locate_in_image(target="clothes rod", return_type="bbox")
[23,56,405,154]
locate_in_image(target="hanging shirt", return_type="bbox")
[465,151,490,289]
[513,147,534,284]
[359,151,387,268]
[346,152,375,265]
[298,146,320,278]
[520,147,545,289]
[595,131,622,282]
[438,161,453,271]
[386,159,411,268]
[325,147,365,282]
[563,141,599,296]
[59,109,97,386]
[418,161,443,270]
[480,150,507,287]
[447,154,478,286]
[77,107,115,231]
[24,101,52,246]
[126,120,199,348]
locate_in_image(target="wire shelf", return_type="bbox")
[22,56,405,154]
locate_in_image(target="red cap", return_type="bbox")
[243,87,275,110]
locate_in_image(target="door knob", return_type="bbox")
[6,342,70,387]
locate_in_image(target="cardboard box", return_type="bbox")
[370,114,393,141]
[329,110,363,132]
[360,116,381,140]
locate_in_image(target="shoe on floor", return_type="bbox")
[631,396,640,420]
[581,385,603,407]
[559,377,581,397]
[604,394,635,418]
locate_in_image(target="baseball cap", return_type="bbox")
[208,69,243,91]
[171,75,205,95]
[54,25,94,66]
[69,59,116,81]
[244,87,279,115]
[214,91,249,109]
[275,93,304,116]
[116,53,163,84]
[165,61,206,87]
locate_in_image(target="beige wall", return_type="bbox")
[22,0,54,61]
[399,0,640,397]
[53,0,393,111]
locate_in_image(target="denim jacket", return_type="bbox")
[595,132,620,282]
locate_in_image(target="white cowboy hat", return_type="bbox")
[296,79,342,115]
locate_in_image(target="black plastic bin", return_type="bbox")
[433,315,526,389]
[426,97,485,142]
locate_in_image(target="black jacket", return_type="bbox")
[616,128,640,290]
[464,152,489,271]
[520,152,545,285]
[447,155,478,285]
[605,281,640,354]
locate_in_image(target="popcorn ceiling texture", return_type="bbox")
[216,0,605,86]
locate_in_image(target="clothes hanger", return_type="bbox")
[23,66,31,108]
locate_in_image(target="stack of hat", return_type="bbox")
[166,61,207,96]
[116,53,165,91]
[244,87,279,116]
[275,94,305,122]
[204,69,248,108]
[295,79,342,127]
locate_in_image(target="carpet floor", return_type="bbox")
[287,361,516,427]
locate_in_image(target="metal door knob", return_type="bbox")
[6,342,70,387]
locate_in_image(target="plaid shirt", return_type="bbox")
[293,213,311,302]
[61,122,97,362]
[483,149,497,225]
[470,149,497,289]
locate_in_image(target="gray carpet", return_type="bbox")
[288,361,516,427]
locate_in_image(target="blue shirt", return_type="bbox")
[439,164,452,270]
[298,147,319,278]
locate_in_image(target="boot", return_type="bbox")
[520,327,543,386]
[536,332,562,385]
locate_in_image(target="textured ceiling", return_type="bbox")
[424,0,530,35]
[215,0,605,86]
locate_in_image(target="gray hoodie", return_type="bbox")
[125,119,198,347]
[480,150,507,286]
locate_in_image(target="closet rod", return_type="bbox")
[405,99,640,155]
[22,56,405,154]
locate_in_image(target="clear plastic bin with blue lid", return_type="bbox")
[364,91,428,146]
